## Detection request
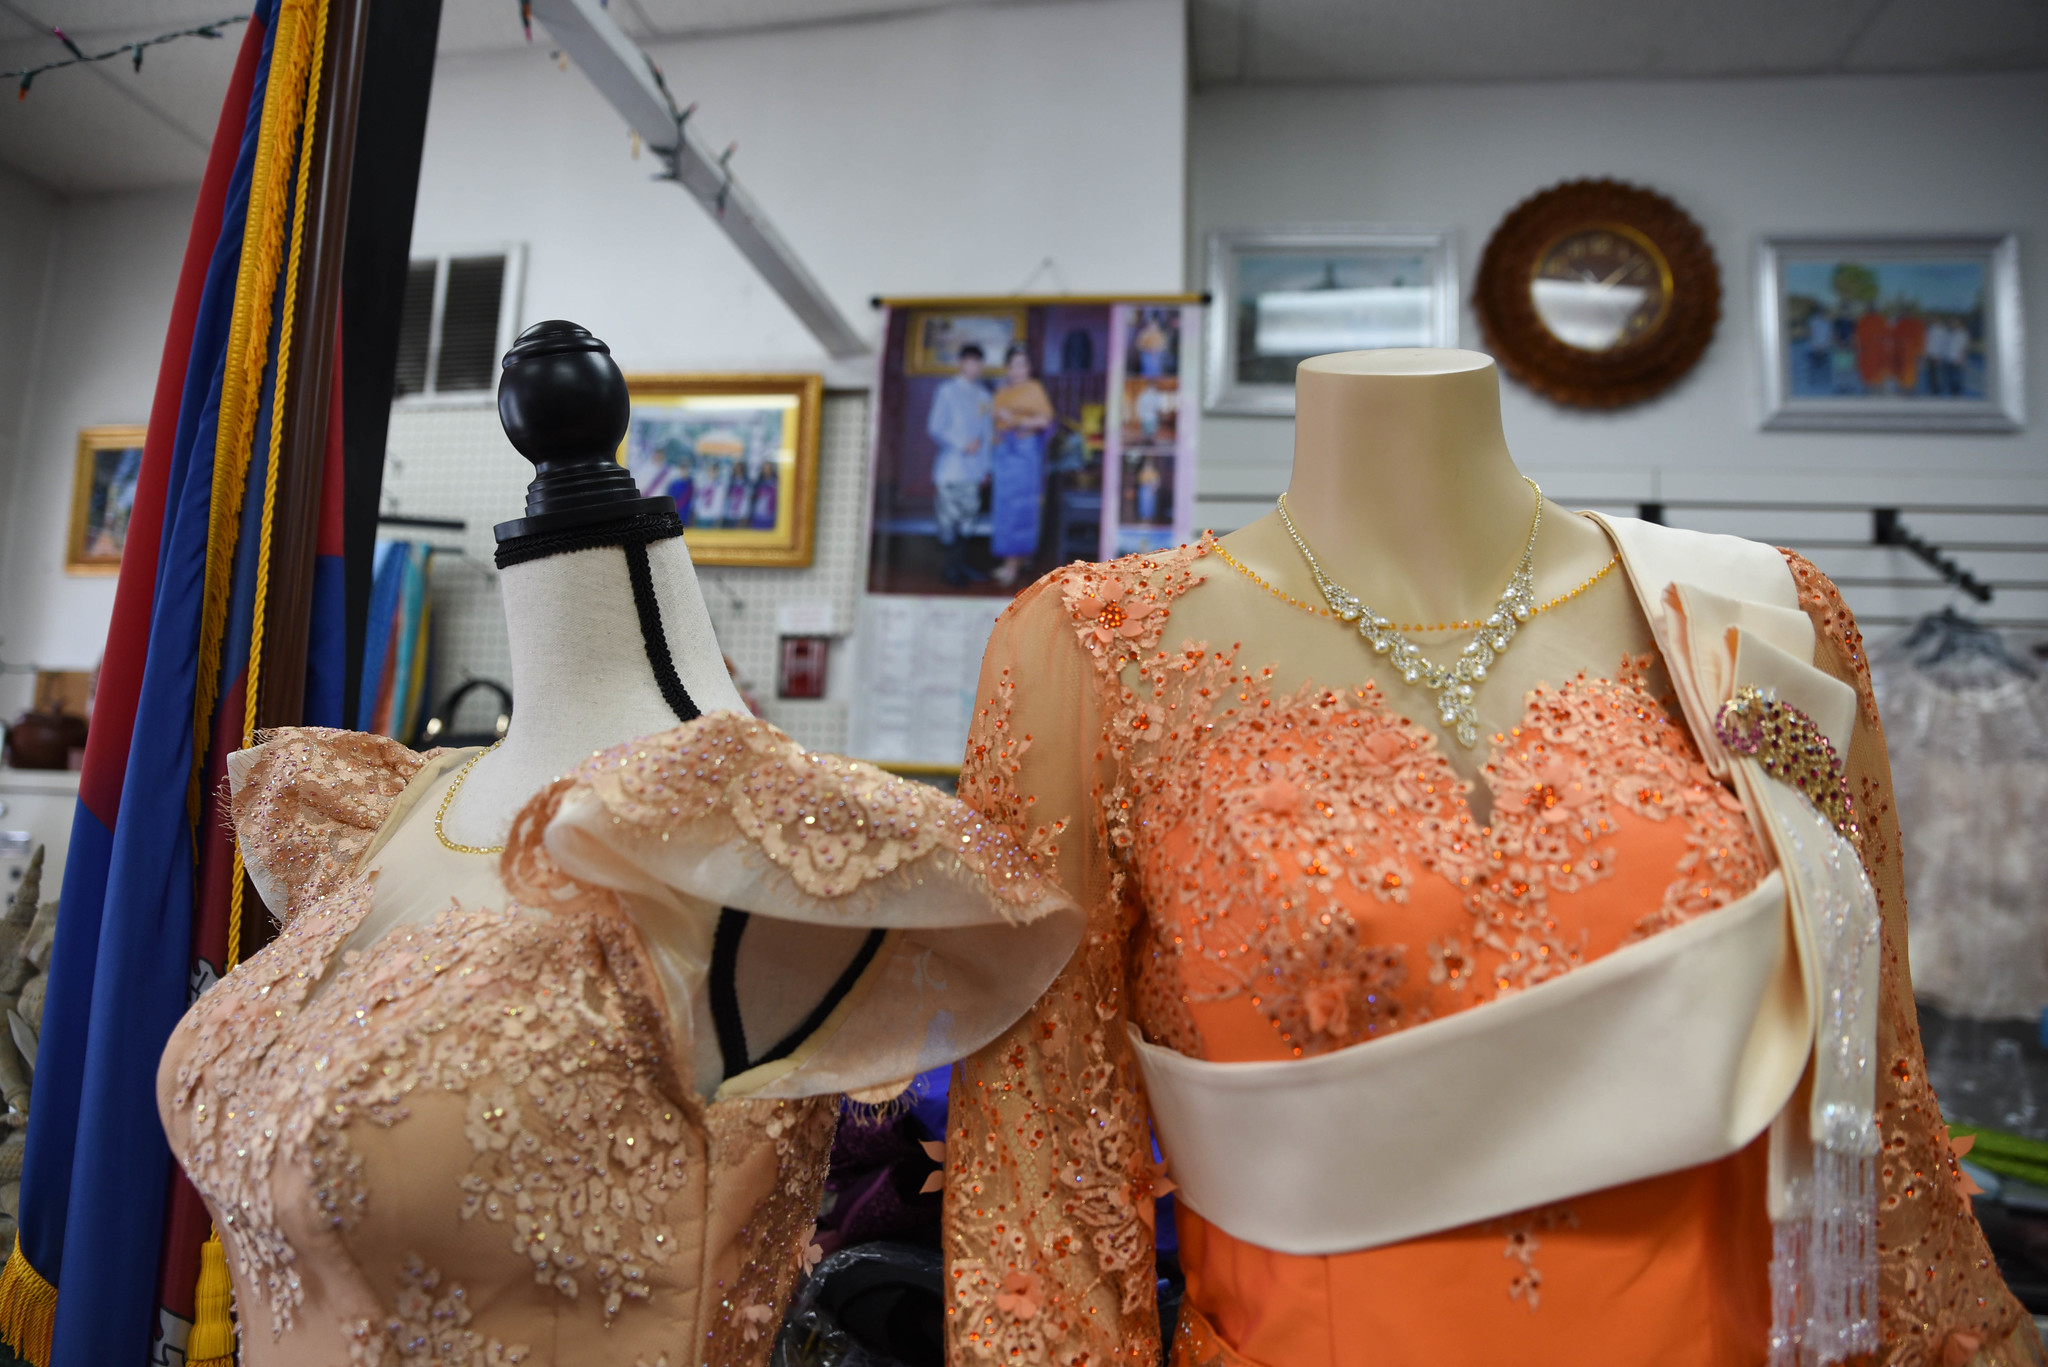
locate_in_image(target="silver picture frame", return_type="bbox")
[1756,233,2022,432]
[1204,226,1460,417]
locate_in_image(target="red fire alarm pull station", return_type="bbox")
[778,636,830,700]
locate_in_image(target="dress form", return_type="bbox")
[432,320,864,1090]
[1200,348,1656,797]
[436,321,748,848]
[438,538,745,846]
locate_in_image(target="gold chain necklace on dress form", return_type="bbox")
[434,740,506,855]
[1274,477,1543,749]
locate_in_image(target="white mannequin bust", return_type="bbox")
[1198,347,1657,798]
[422,319,864,1092]
[435,534,747,848]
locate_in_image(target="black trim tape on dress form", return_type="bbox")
[710,911,889,1080]
[498,507,879,1084]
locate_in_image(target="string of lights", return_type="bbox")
[3,14,251,100]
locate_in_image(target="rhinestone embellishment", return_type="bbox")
[1276,479,1543,749]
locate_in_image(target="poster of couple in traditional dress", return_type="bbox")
[863,297,1198,597]
[853,296,1200,767]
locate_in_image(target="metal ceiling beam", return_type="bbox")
[527,0,871,359]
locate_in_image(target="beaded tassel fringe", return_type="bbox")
[1769,1147,1880,1366]
[1762,762,1883,1366]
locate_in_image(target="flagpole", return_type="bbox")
[340,0,447,732]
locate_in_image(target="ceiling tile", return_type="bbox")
[1843,0,2048,72]
[0,34,209,191]
[1228,0,1899,83]
[435,0,555,55]
[626,0,990,39]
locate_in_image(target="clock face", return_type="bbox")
[1529,225,1673,352]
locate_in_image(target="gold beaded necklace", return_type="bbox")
[1210,482,1624,748]
[1212,540,1619,630]
[434,741,506,855]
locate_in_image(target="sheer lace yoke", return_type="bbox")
[297,751,521,1011]
[1122,666,1768,1063]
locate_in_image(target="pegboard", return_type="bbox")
[380,391,871,752]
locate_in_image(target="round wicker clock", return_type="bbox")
[1474,179,1720,408]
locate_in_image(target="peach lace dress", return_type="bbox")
[155,714,1080,1367]
[941,538,2039,1367]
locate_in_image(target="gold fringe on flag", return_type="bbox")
[184,1230,236,1367]
[187,0,328,829]
[0,1233,58,1367]
[225,0,331,972]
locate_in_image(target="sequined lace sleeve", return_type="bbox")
[226,727,432,923]
[502,713,1084,1102]
[1781,551,2044,1367]
[945,566,1188,1367]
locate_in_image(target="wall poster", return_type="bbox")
[852,295,1201,768]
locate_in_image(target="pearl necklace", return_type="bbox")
[1275,479,1543,749]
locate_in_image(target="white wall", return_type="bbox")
[1189,72,2048,517]
[0,163,61,713]
[0,186,195,717]
[411,0,1188,383]
[0,164,59,475]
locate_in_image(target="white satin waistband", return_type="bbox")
[1131,869,1808,1256]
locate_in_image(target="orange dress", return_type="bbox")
[941,538,2038,1367]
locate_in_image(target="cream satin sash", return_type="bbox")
[1132,869,1799,1255]
[1134,516,1880,1281]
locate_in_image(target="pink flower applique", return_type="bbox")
[1357,727,1416,777]
[1949,1132,1986,1198]
[1521,753,1599,819]
[1071,578,1159,648]
[1301,979,1351,1038]
[995,1269,1044,1321]
[737,1303,776,1341]
[1360,857,1411,904]
[1252,775,1301,815]
[1428,936,1472,991]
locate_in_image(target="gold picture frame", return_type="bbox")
[617,374,822,568]
[68,425,146,574]
[903,307,1028,376]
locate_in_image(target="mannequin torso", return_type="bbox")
[1198,349,1658,806]
[436,534,747,848]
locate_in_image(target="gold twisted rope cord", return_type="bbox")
[435,742,507,855]
[1211,539,1620,630]
[225,0,331,979]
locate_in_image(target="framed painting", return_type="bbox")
[1756,234,2022,431]
[617,374,823,567]
[1205,226,1460,415]
[68,425,145,574]
[903,307,1027,377]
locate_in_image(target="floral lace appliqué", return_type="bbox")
[554,714,1055,912]
[1124,665,1766,1058]
[174,727,846,1367]
[342,1257,532,1366]
[1493,1205,1579,1312]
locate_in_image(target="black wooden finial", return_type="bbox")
[492,320,674,542]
